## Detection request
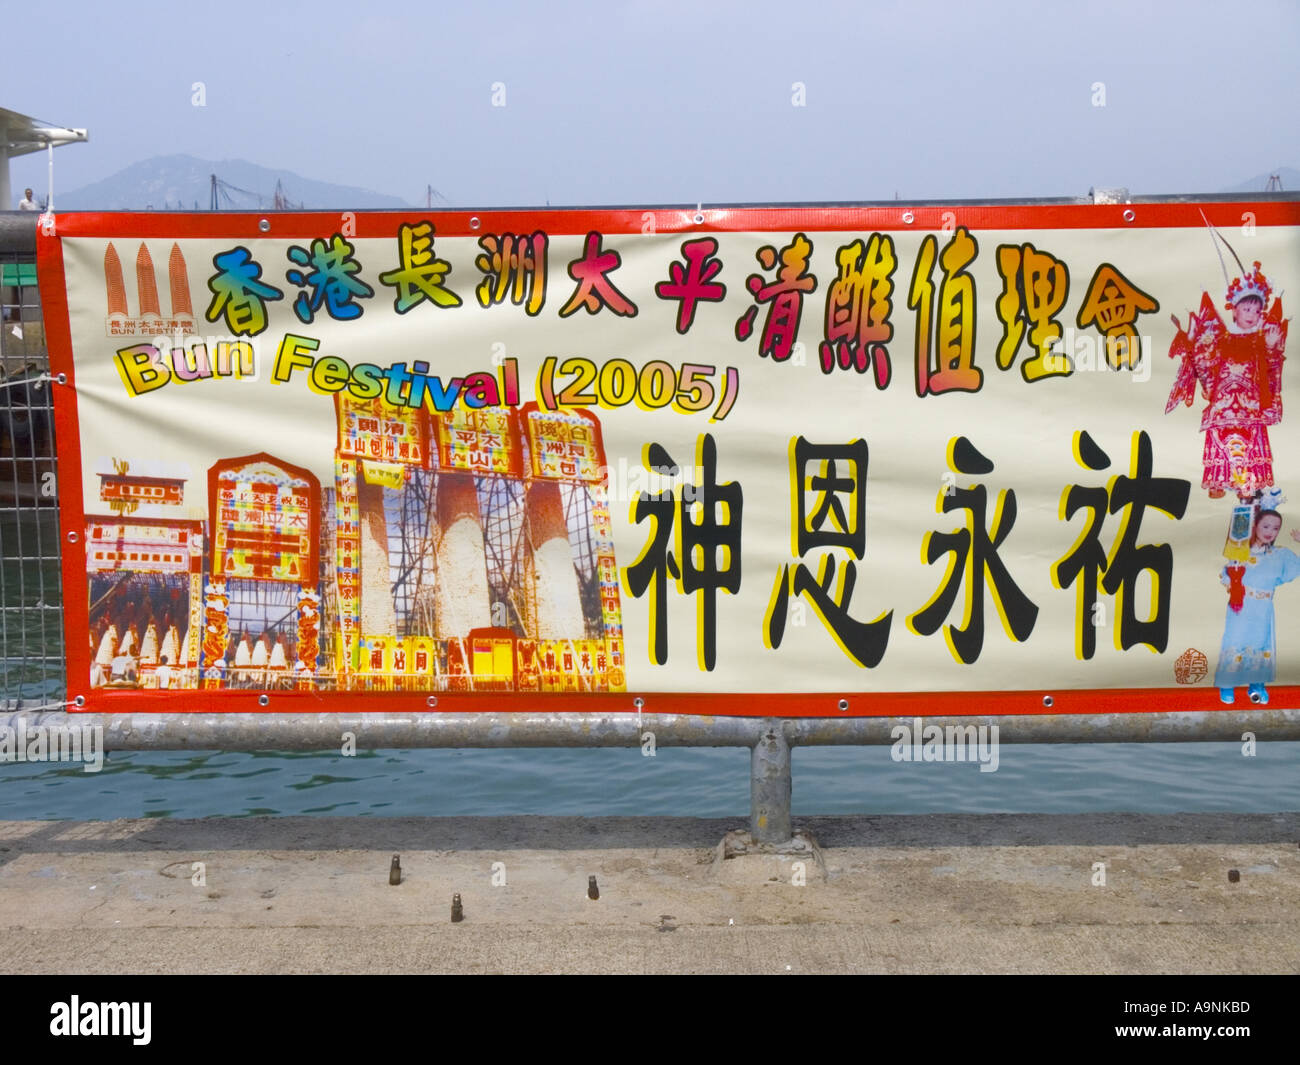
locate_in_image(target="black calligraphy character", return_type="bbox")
[1053,430,1112,660]
[1055,430,1190,656]
[765,438,892,667]
[624,435,742,671]
[624,444,680,667]
[908,437,1038,664]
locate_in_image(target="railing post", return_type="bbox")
[750,723,791,844]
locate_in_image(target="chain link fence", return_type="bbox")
[0,215,63,706]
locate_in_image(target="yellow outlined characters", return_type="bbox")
[623,435,742,672]
[1052,431,1190,659]
[763,436,892,666]
[907,436,1038,664]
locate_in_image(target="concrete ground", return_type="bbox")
[0,812,1296,974]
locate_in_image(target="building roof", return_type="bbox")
[1,106,87,157]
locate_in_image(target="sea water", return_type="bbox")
[0,742,1296,819]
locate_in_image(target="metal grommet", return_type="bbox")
[692,212,704,225]
[66,530,79,543]
[56,372,67,385]
[469,216,481,230]
[1042,694,1054,708]
[902,211,915,224]
[258,693,269,707]
[837,698,849,712]
[426,695,438,708]
[1122,209,1135,223]
[74,695,86,707]
[633,697,644,710]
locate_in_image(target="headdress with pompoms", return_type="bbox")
[1226,261,1272,309]
[1258,486,1286,512]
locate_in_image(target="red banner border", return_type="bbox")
[36,201,1300,242]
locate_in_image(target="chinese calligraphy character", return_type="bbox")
[1053,431,1109,662]
[734,233,817,362]
[624,435,742,670]
[764,438,892,666]
[286,234,374,323]
[559,231,638,318]
[476,231,548,315]
[1053,430,1190,658]
[655,237,726,334]
[908,437,1038,663]
[908,227,982,396]
[995,242,1071,381]
[819,234,896,387]
[205,247,283,336]
[1076,263,1159,370]
[378,221,461,313]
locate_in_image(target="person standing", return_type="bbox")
[1166,262,1287,500]
[1216,510,1300,704]
[17,188,40,211]
[155,654,176,691]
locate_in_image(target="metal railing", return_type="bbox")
[0,214,62,706]
[3,207,1298,844]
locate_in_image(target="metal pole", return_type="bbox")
[750,724,792,844]
[3,708,1299,846]
[0,138,10,212]
[4,708,1297,748]
[0,709,767,751]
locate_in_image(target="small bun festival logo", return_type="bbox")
[104,241,196,336]
[1174,648,1208,684]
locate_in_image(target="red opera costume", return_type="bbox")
[1165,263,1288,499]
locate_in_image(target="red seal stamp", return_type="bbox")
[1174,648,1208,684]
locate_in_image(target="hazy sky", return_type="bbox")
[7,0,1299,206]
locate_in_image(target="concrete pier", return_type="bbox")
[1,811,1295,974]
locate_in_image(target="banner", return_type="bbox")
[36,202,1300,714]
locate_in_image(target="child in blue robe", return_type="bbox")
[1216,509,1300,704]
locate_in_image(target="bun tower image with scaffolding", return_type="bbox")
[86,389,626,696]
[325,395,626,694]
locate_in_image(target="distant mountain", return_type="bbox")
[56,154,413,210]
[1221,167,1298,194]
